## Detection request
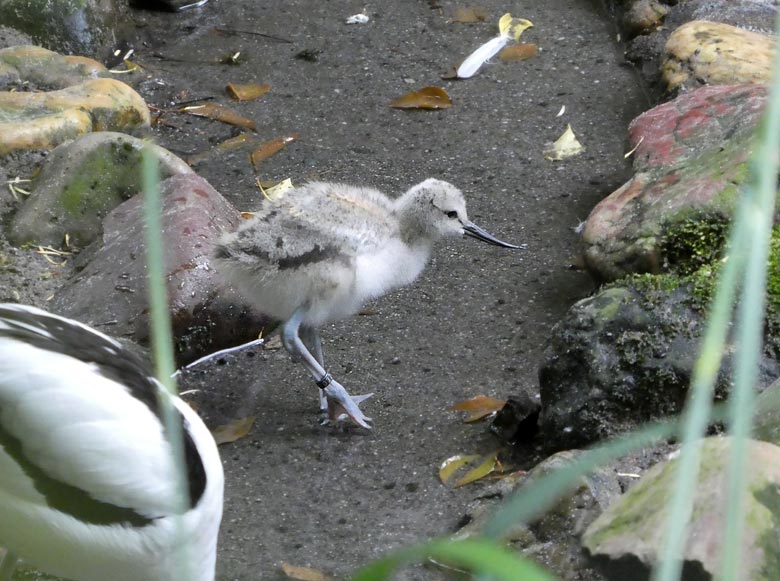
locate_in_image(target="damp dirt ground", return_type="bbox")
[2,0,652,579]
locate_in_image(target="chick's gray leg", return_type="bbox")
[300,326,328,416]
[282,310,372,428]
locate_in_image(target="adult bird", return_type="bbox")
[213,178,518,428]
[0,303,224,581]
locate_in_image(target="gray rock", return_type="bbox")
[753,378,780,447]
[52,173,268,364]
[0,0,132,58]
[456,450,620,581]
[539,281,780,450]
[10,132,192,248]
[584,436,780,580]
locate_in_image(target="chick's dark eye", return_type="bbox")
[446,211,458,219]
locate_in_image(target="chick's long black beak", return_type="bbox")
[463,222,520,249]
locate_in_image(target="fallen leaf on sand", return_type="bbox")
[261,177,294,200]
[544,124,584,161]
[498,43,538,61]
[453,6,488,23]
[226,82,270,102]
[440,452,502,487]
[281,563,332,581]
[250,134,299,167]
[440,454,481,485]
[211,416,255,445]
[449,395,506,422]
[390,86,452,109]
[182,102,257,130]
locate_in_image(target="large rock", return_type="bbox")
[663,21,776,92]
[584,437,780,580]
[539,280,780,451]
[456,450,619,581]
[583,84,767,282]
[0,78,150,155]
[10,132,192,247]
[623,1,778,95]
[0,45,109,90]
[52,174,268,364]
[0,0,131,58]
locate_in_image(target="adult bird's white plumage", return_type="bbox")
[213,178,518,428]
[0,304,224,581]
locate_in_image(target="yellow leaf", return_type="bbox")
[250,134,299,167]
[498,43,538,62]
[211,416,255,445]
[226,82,270,102]
[263,178,294,200]
[390,86,453,110]
[453,6,488,23]
[454,451,499,487]
[449,395,506,423]
[439,454,480,485]
[498,13,534,41]
[281,563,332,581]
[544,124,584,161]
[182,102,257,130]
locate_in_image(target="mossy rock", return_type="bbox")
[9,132,192,247]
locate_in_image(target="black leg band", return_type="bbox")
[316,372,333,389]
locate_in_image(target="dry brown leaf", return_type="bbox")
[226,82,270,102]
[240,211,256,219]
[250,134,299,167]
[449,395,506,423]
[453,6,488,23]
[182,102,257,130]
[281,563,332,581]
[211,416,255,445]
[390,86,453,109]
[186,133,258,165]
[498,43,538,61]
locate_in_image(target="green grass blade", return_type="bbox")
[141,148,190,580]
[350,538,556,581]
[483,417,678,539]
[720,21,780,579]
[651,202,747,581]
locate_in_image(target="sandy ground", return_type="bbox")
[2,0,650,579]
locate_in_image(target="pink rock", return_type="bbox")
[53,173,268,364]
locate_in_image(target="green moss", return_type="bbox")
[58,143,142,218]
[659,211,730,276]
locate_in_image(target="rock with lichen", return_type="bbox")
[662,21,776,92]
[10,132,191,247]
[620,0,778,94]
[583,84,767,282]
[539,276,780,451]
[583,437,780,580]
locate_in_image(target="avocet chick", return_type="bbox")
[0,304,223,581]
[213,179,518,428]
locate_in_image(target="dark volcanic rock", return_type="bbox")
[539,281,780,451]
[53,173,268,364]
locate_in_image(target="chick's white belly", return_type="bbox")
[225,258,362,327]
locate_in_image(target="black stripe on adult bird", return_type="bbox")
[0,303,224,581]
[213,178,519,428]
